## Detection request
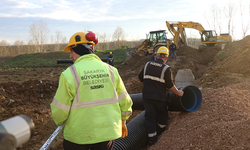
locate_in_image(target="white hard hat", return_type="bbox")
[172,41,174,43]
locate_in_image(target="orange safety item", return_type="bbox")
[121,124,128,138]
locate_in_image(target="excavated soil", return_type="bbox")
[0,35,250,150]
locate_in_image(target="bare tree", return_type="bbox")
[29,19,49,52]
[27,40,34,53]
[240,1,250,38]
[204,11,212,29]
[205,4,223,34]
[0,40,10,46]
[53,30,63,51]
[13,40,25,55]
[61,36,67,44]
[215,7,223,34]
[224,2,236,37]
[0,40,10,56]
[211,4,217,31]
[112,26,125,49]
[50,34,54,44]
[97,32,111,50]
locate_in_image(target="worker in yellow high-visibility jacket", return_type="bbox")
[50,31,133,150]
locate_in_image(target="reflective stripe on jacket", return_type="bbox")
[50,54,133,144]
[142,59,172,101]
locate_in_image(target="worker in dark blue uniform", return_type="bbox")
[138,46,184,146]
[108,52,114,66]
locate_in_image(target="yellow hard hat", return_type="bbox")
[157,46,169,55]
[110,52,112,54]
[64,32,98,51]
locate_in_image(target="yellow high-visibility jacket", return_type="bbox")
[50,54,133,144]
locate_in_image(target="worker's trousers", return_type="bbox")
[171,51,177,60]
[143,98,168,144]
[63,139,114,150]
[108,60,114,66]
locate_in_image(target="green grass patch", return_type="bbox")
[113,48,127,62]
[0,53,56,67]
[218,52,228,57]
[0,48,128,69]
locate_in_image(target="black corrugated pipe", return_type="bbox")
[114,111,147,150]
[57,58,108,64]
[113,85,202,150]
[130,85,202,112]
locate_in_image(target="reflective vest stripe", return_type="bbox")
[161,65,169,79]
[118,89,128,102]
[52,98,71,111]
[148,132,157,137]
[52,89,128,110]
[143,62,169,83]
[71,88,118,109]
[108,65,115,84]
[70,65,81,103]
[53,64,128,110]
[70,65,80,88]
[143,62,150,76]
[158,123,167,128]
[122,111,132,116]
[144,75,165,83]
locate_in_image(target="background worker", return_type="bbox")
[50,31,133,150]
[138,46,184,146]
[108,52,114,66]
[150,52,157,61]
[169,41,177,60]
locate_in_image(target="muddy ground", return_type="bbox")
[0,36,250,150]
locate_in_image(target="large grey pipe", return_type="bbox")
[131,85,202,112]
[114,111,147,150]
[113,85,202,150]
[41,85,202,150]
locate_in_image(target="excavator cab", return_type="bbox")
[149,30,167,47]
[201,30,217,42]
[135,30,169,56]
[201,30,218,47]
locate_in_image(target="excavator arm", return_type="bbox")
[166,21,194,49]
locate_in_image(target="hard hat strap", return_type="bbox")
[71,44,94,56]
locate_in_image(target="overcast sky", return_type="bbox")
[0,0,250,45]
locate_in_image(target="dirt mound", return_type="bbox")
[0,80,62,149]
[150,81,250,150]
[197,35,250,89]
[118,54,151,94]
[214,35,250,75]
[0,43,236,149]
[119,45,219,94]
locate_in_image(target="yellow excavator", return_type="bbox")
[135,30,171,56]
[166,21,232,50]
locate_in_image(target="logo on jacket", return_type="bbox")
[150,62,162,67]
[90,85,104,90]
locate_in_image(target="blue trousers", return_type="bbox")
[143,99,168,144]
[171,51,177,60]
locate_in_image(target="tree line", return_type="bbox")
[1,1,249,57]
[0,20,141,57]
[204,1,250,39]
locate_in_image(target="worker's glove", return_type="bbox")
[121,120,128,138]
